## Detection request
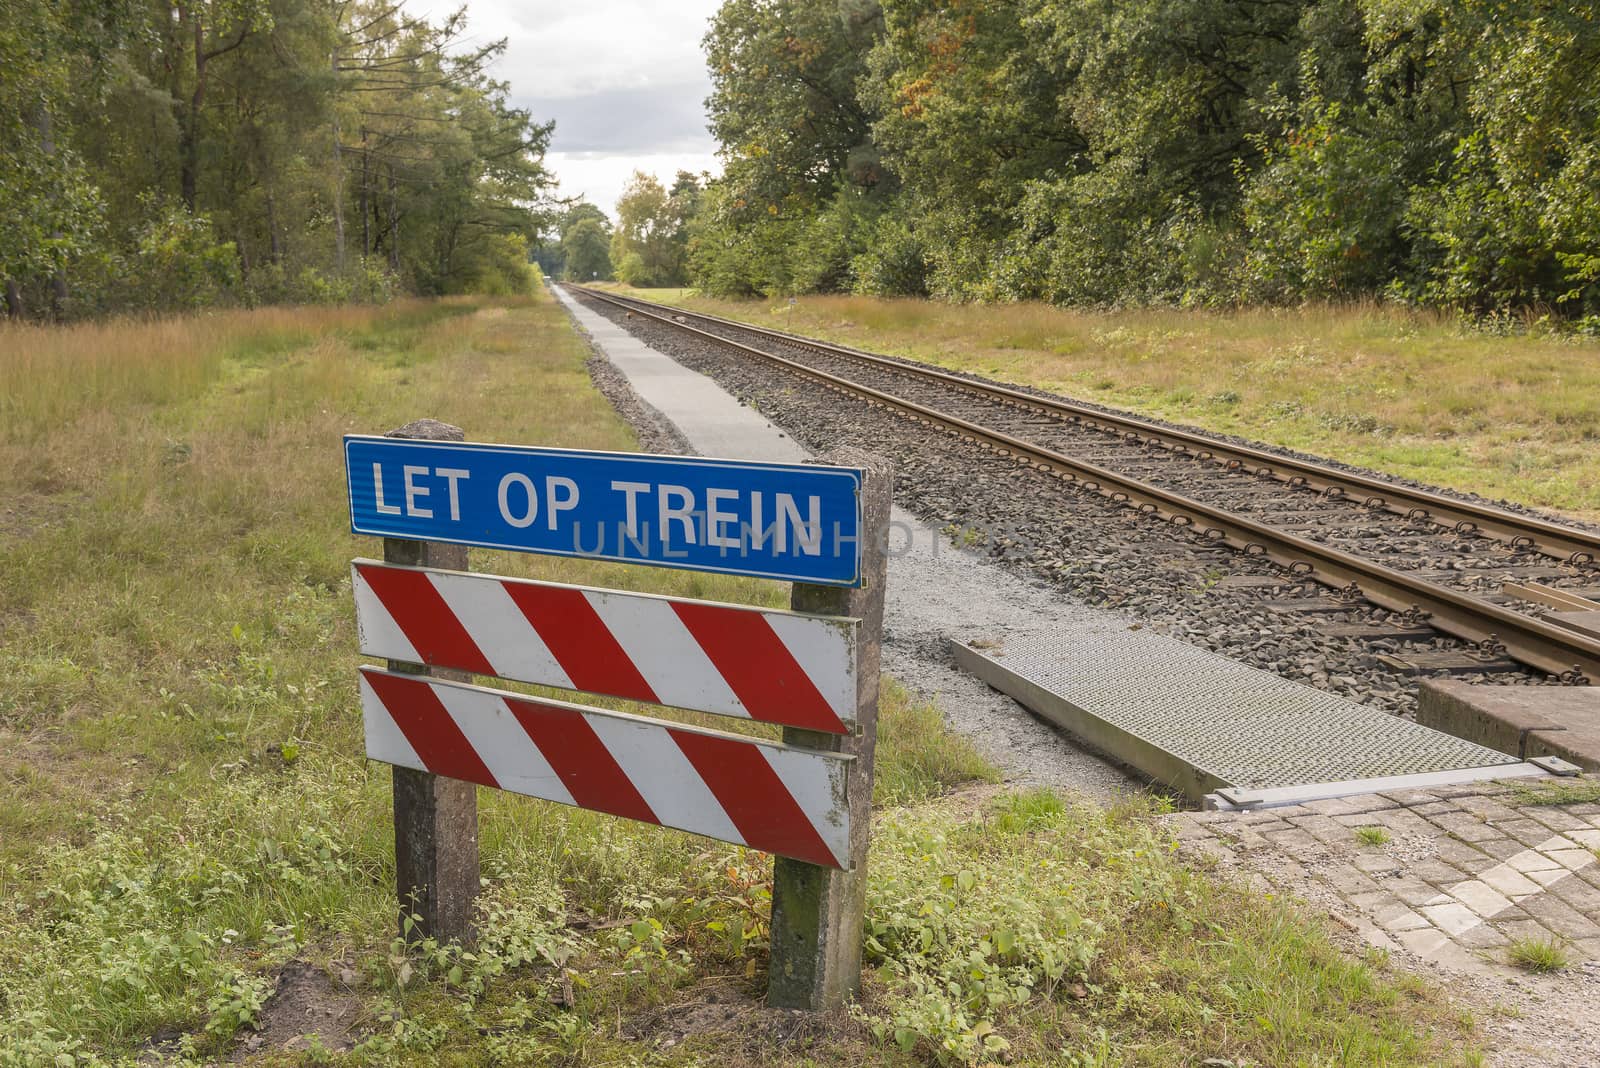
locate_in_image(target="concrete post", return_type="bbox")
[767,449,892,1010]
[382,419,480,946]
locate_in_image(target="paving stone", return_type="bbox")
[1499,818,1564,846]
[1260,828,1327,860]
[1379,905,1432,933]
[1438,782,1513,798]
[1449,879,1514,918]
[1290,813,1360,847]
[1394,927,1451,957]
[1219,828,1270,851]
[1303,797,1360,816]
[1348,890,1399,913]
[1455,923,1509,949]
[1432,811,1496,837]
[1353,853,1403,875]
[1508,850,1563,874]
[1380,789,1444,806]
[1530,868,1570,888]
[1172,819,1218,841]
[1479,865,1543,898]
[1338,793,1400,815]
[1573,937,1600,961]
[1183,839,1239,866]
[1431,841,1496,875]
[1549,875,1600,913]
[1385,875,1447,907]
[1448,828,1507,850]
[1319,863,1382,896]
[1547,848,1598,871]
[1564,828,1600,849]
[1334,812,1390,828]
[1540,834,1587,851]
[1420,901,1481,936]
[1233,811,1295,829]
[1476,838,1525,862]
[1494,918,1557,945]
[1367,809,1437,837]
[1409,859,1468,885]
[1518,806,1593,832]
[1409,801,1460,817]
[1452,796,1524,823]
[1565,803,1600,816]
[1519,893,1600,940]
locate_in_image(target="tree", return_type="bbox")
[559,203,612,280]
[611,171,690,287]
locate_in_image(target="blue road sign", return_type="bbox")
[344,437,865,586]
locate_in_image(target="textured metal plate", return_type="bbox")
[953,622,1519,797]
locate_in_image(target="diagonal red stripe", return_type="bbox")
[668,730,840,868]
[358,563,496,676]
[502,584,659,703]
[670,602,847,733]
[505,696,659,825]
[362,669,498,787]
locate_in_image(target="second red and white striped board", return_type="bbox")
[353,560,859,733]
[360,667,851,868]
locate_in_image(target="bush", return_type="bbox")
[1241,103,1408,302]
[121,202,241,311]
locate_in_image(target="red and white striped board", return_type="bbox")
[359,667,852,868]
[353,559,859,733]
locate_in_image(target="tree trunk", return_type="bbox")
[331,52,346,272]
[40,106,68,319]
[4,279,24,319]
[360,127,370,259]
[387,169,401,271]
[267,191,281,263]
[180,10,208,210]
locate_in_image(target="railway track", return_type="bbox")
[569,285,1600,685]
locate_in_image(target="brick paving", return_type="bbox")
[1174,783,1600,972]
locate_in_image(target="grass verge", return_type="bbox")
[604,285,1600,520]
[1,285,1479,1066]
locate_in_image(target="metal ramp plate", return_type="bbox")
[949,622,1524,804]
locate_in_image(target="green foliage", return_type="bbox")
[694,0,1600,318]
[559,205,614,282]
[1,0,554,320]
[611,171,698,288]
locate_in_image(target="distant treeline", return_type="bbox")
[2,1,552,320]
[690,0,1600,319]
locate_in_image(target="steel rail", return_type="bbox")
[570,284,1600,682]
[577,286,1600,567]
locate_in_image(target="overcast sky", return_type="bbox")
[411,0,725,219]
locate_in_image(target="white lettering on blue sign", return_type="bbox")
[344,437,865,586]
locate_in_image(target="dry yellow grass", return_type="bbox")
[618,287,1600,521]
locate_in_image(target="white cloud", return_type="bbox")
[549,150,721,218]
[405,0,725,216]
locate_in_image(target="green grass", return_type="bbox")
[1508,778,1600,806]
[0,284,1482,1066]
[609,285,1600,521]
[1355,826,1392,847]
[1507,937,1571,973]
